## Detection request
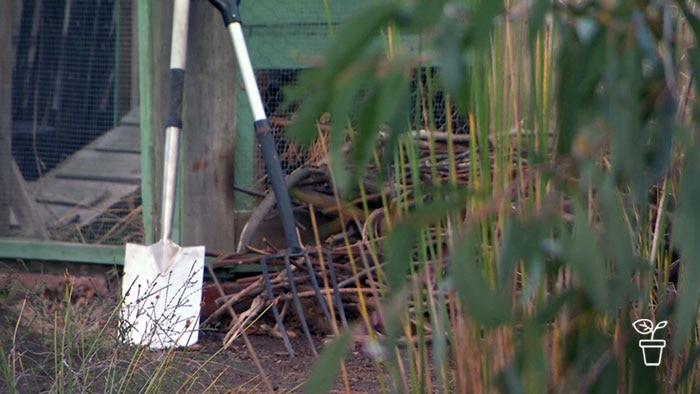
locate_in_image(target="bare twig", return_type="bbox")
[11,295,28,380]
[204,263,275,394]
[236,167,318,253]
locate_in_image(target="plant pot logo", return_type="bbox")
[632,319,668,366]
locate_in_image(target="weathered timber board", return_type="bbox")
[29,179,139,228]
[91,125,140,154]
[29,178,112,207]
[120,107,139,126]
[35,202,81,227]
[21,108,143,231]
[54,151,140,184]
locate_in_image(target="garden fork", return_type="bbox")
[208,0,347,357]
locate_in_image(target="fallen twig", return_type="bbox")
[236,167,319,253]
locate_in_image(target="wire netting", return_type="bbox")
[6,0,139,244]
[241,4,469,193]
[3,0,469,246]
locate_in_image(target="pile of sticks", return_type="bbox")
[201,127,528,347]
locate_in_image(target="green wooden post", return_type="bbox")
[137,0,155,244]
[180,0,238,252]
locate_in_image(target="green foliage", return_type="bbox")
[303,328,352,394]
[292,0,700,392]
[672,143,700,350]
[450,227,513,327]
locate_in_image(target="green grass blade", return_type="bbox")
[303,329,353,394]
[450,228,512,327]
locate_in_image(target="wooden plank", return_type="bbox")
[40,204,101,228]
[0,239,125,265]
[53,151,141,184]
[56,173,140,185]
[121,107,140,126]
[23,108,142,230]
[29,178,112,207]
[0,239,222,267]
[180,0,237,252]
[91,125,141,153]
[31,182,139,229]
[35,203,81,228]
[8,159,49,238]
[9,208,18,228]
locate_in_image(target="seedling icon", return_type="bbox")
[632,319,668,366]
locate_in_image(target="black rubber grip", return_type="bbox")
[254,118,302,250]
[165,68,185,129]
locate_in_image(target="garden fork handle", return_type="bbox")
[210,0,303,251]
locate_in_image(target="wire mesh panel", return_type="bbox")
[410,67,470,134]
[238,2,468,195]
[238,1,358,193]
[4,0,140,245]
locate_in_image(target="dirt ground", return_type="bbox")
[195,332,385,393]
[0,260,387,393]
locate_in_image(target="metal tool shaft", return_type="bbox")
[161,0,190,244]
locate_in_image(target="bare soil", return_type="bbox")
[0,261,386,393]
[194,332,385,393]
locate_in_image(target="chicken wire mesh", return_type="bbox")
[241,4,469,194]
[239,1,333,193]
[3,0,468,246]
[5,0,139,244]
[411,67,470,134]
[252,68,304,192]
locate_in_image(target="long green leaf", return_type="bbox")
[353,66,409,185]
[323,3,399,80]
[678,1,700,103]
[450,228,512,327]
[671,145,700,350]
[598,179,641,307]
[384,223,419,294]
[289,91,331,145]
[467,0,505,51]
[566,203,609,312]
[304,329,353,394]
[385,196,466,295]
[437,23,471,112]
[498,218,549,291]
[555,22,605,156]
